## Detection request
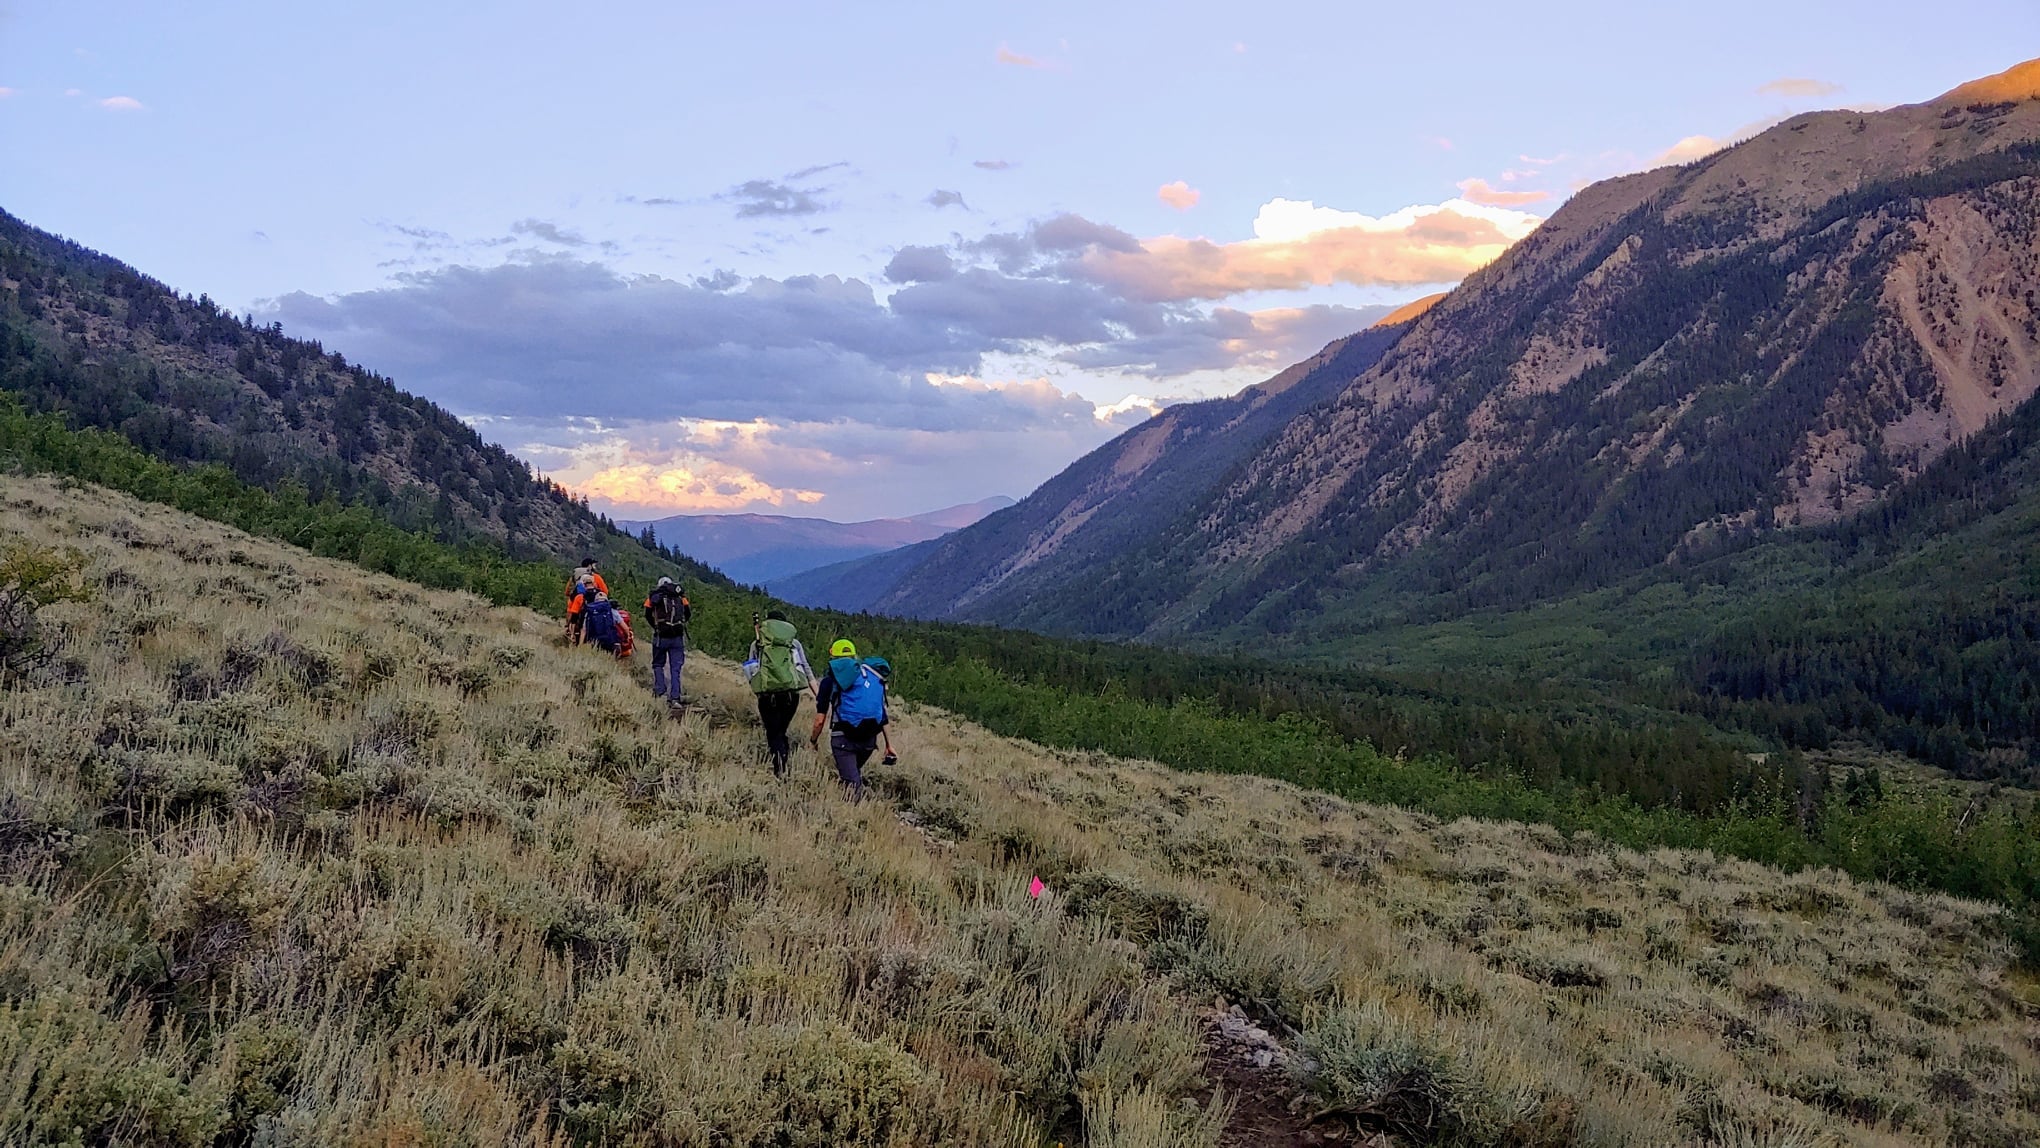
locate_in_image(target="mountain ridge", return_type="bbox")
[850,318,1415,621]
[619,495,1013,585]
[862,59,2040,644]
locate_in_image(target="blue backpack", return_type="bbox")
[582,599,619,646]
[831,659,888,731]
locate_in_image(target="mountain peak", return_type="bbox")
[1937,57,2040,106]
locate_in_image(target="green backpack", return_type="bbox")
[751,619,808,693]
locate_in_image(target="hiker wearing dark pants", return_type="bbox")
[644,577,691,711]
[747,610,813,778]
[810,637,888,802]
[757,688,802,776]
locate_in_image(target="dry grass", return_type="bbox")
[1,473,2036,1146]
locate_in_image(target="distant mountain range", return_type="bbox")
[618,496,1013,586]
[834,59,2040,646]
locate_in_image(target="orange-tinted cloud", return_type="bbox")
[576,455,823,512]
[1455,178,1550,207]
[996,45,1046,68]
[1157,180,1201,211]
[1077,197,1541,302]
[1758,77,1842,98]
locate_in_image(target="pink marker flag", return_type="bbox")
[1028,876,1045,899]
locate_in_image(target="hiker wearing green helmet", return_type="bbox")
[809,636,892,802]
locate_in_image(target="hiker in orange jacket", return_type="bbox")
[565,557,609,644]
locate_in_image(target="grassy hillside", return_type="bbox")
[9,393,2040,932]
[4,476,2039,1145]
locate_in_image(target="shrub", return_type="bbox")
[0,542,88,682]
[1061,871,1209,946]
[678,1024,930,1148]
[1295,1003,1576,1147]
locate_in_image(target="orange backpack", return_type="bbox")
[613,610,636,659]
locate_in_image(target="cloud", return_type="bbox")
[926,189,968,209]
[973,159,1015,171]
[511,218,590,246]
[723,178,830,217]
[1758,77,1842,99]
[514,410,1130,518]
[884,246,956,284]
[259,257,1117,436]
[996,45,1047,68]
[390,223,453,244]
[1059,302,1400,375]
[64,88,81,98]
[1157,181,1201,211]
[787,161,851,180]
[889,266,1155,345]
[96,95,145,111]
[718,164,850,219]
[1095,394,1165,423]
[1030,214,1143,254]
[1651,135,1728,166]
[259,182,1544,516]
[0,88,15,99]
[1064,197,1542,303]
[1636,115,1791,172]
[578,456,824,512]
[1455,178,1551,207]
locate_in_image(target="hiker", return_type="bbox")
[580,590,623,655]
[644,576,691,710]
[746,609,814,777]
[565,556,608,644]
[809,637,890,801]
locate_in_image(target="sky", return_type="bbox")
[4,2,2037,522]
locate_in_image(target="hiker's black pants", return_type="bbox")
[830,729,878,798]
[757,688,800,771]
